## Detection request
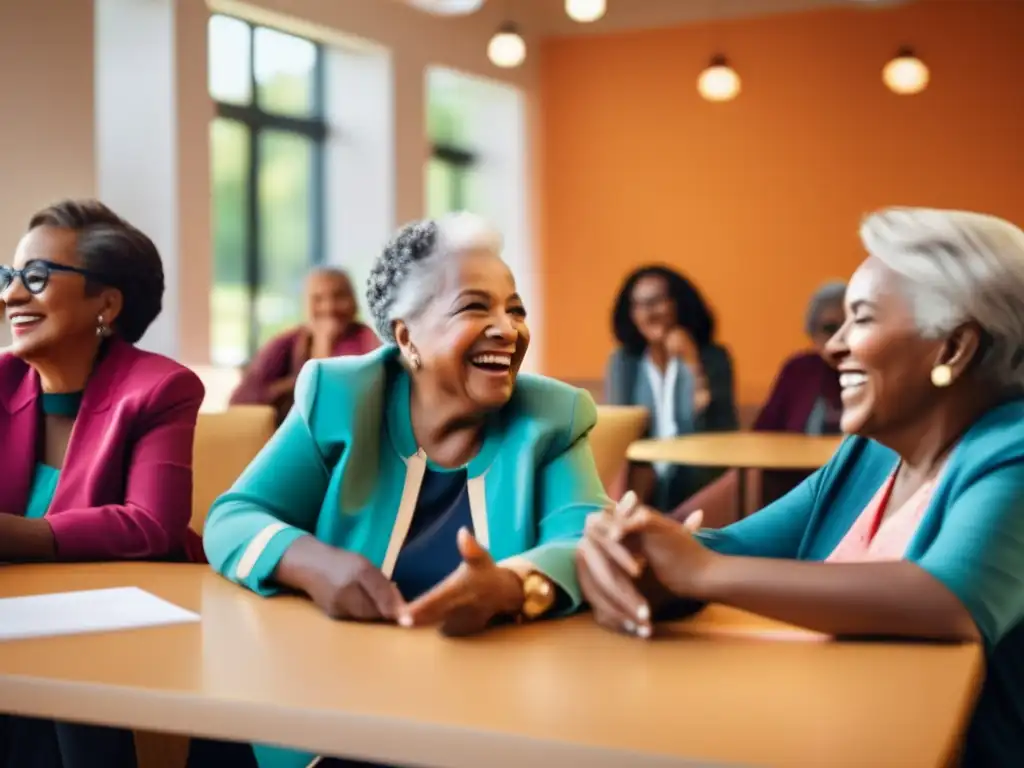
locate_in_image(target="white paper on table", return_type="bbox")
[0,586,199,642]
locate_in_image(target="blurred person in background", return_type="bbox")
[229,267,379,425]
[606,265,738,511]
[0,200,205,768]
[581,207,1024,768]
[672,281,846,526]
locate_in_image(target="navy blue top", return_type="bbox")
[391,468,474,601]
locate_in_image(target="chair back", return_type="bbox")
[590,405,649,490]
[192,405,275,533]
[188,364,243,413]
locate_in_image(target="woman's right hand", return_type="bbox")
[275,537,405,622]
[576,492,657,637]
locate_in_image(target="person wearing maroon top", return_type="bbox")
[0,200,204,768]
[671,281,845,525]
[230,267,379,425]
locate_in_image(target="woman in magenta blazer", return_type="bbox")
[229,266,379,425]
[0,200,204,768]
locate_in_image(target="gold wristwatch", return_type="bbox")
[520,571,557,620]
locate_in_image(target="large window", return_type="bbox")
[426,77,477,217]
[208,15,326,366]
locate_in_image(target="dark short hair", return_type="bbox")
[612,265,716,354]
[29,200,164,344]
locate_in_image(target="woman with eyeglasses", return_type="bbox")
[671,281,846,526]
[0,200,205,768]
[606,265,739,512]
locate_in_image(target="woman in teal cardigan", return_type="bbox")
[193,213,608,768]
[579,207,1024,766]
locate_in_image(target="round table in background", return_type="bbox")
[627,432,844,517]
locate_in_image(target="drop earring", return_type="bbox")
[930,364,953,388]
[409,351,422,371]
[95,315,109,338]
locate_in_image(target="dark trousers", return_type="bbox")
[0,716,137,768]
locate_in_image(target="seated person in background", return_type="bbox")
[192,213,608,768]
[580,208,1024,767]
[229,267,379,425]
[0,200,205,767]
[671,281,846,526]
[605,265,738,511]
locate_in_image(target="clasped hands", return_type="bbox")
[576,491,716,639]
[307,527,525,637]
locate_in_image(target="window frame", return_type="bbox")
[430,141,476,212]
[210,14,327,360]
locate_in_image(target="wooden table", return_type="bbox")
[0,563,981,768]
[628,432,844,517]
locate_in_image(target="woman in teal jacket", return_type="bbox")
[193,213,608,768]
[580,207,1024,767]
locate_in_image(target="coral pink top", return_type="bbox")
[826,468,939,563]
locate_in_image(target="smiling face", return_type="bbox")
[1,226,116,362]
[305,270,356,331]
[629,274,677,345]
[397,249,529,413]
[825,257,951,438]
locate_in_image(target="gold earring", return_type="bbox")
[409,351,422,371]
[931,364,953,388]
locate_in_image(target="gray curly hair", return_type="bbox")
[366,212,504,344]
[804,280,847,336]
[860,207,1024,389]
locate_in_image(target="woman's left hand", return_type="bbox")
[398,528,525,636]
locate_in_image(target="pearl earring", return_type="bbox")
[95,315,108,338]
[930,364,953,388]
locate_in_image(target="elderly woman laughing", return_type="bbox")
[194,213,608,768]
[580,207,1024,767]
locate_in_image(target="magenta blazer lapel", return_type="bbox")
[0,339,206,562]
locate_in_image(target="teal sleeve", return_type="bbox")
[519,390,610,614]
[203,361,331,596]
[915,460,1024,647]
[696,464,821,558]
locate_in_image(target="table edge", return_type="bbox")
[0,675,716,768]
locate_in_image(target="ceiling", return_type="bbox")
[402,0,909,37]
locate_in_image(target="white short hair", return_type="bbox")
[860,207,1024,388]
[366,212,504,343]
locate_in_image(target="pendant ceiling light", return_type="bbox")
[697,55,741,102]
[565,0,606,23]
[488,22,526,68]
[883,47,929,95]
[408,0,485,14]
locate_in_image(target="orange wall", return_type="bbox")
[539,0,1024,404]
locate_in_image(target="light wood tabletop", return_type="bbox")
[628,431,844,470]
[0,563,981,768]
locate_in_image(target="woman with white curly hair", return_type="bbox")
[192,213,608,768]
[580,207,1024,766]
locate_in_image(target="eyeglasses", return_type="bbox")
[0,260,102,296]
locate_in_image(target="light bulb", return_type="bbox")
[488,24,526,69]
[883,48,929,95]
[566,0,606,23]
[408,0,485,14]
[697,56,741,102]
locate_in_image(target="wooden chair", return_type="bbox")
[590,406,649,492]
[135,405,275,768]
[190,405,276,534]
